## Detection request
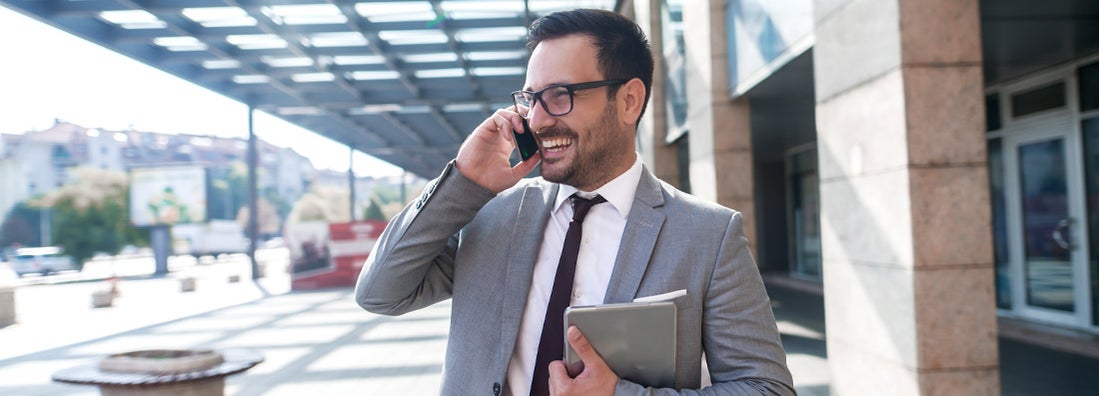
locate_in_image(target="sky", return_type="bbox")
[0,6,405,178]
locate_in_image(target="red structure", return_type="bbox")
[289,220,386,290]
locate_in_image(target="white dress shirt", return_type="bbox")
[505,155,643,396]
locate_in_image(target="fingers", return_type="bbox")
[491,112,514,143]
[479,108,526,143]
[548,360,570,393]
[567,326,605,371]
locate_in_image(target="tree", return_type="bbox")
[0,201,43,248]
[235,197,283,239]
[39,167,145,268]
[362,196,386,221]
[287,186,349,224]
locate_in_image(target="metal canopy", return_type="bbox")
[1,0,616,178]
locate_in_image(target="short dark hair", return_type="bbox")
[527,9,654,126]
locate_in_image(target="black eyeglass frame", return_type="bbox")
[511,79,629,118]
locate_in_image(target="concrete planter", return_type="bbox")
[99,350,224,375]
[179,277,196,292]
[54,348,263,396]
[0,287,15,327]
[92,289,114,308]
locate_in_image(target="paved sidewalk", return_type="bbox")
[2,269,1098,395]
[764,279,1099,396]
[0,287,450,395]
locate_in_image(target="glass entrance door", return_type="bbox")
[1002,115,1091,326]
[1017,138,1074,311]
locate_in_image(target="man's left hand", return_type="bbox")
[548,326,618,396]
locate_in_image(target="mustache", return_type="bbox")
[534,125,575,139]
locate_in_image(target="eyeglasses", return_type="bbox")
[511,79,628,118]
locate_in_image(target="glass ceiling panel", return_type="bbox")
[472,67,525,76]
[443,103,484,112]
[332,55,386,65]
[402,52,459,63]
[233,75,271,84]
[355,2,435,23]
[399,105,431,114]
[264,4,346,25]
[378,29,449,45]
[415,68,466,79]
[262,56,314,68]
[292,72,336,82]
[152,36,207,52]
[307,32,368,48]
[98,10,167,29]
[349,71,401,80]
[277,106,324,116]
[226,34,288,50]
[441,0,523,20]
[353,104,403,114]
[528,0,617,14]
[465,50,527,61]
[202,59,242,69]
[455,27,527,43]
[181,7,256,28]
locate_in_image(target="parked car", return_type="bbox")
[10,247,76,277]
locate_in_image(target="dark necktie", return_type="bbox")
[530,194,606,396]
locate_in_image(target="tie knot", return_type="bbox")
[571,194,606,223]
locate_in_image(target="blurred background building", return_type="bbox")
[0,121,420,249]
[628,0,1097,394]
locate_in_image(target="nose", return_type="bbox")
[526,99,555,134]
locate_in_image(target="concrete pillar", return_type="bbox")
[683,0,756,247]
[813,0,1000,394]
[632,0,681,189]
[0,287,15,326]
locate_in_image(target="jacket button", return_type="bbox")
[492,382,501,396]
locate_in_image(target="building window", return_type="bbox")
[788,148,820,279]
[1081,118,1099,325]
[1079,61,1099,112]
[662,0,688,142]
[986,93,1001,132]
[725,0,813,95]
[675,134,691,194]
[988,138,1011,309]
[1011,82,1066,118]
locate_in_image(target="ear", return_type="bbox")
[618,78,646,126]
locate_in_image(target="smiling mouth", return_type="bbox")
[540,137,573,154]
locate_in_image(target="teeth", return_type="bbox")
[541,137,572,149]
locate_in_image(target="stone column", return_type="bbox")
[683,0,757,246]
[631,0,680,187]
[813,0,1000,394]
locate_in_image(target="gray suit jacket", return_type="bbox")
[356,162,795,395]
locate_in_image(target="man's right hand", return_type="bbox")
[455,108,542,194]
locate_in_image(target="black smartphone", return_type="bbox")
[512,118,540,161]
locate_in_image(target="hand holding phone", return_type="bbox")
[512,118,540,161]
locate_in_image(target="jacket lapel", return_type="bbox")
[604,167,667,303]
[496,181,556,374]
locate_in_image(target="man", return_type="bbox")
[356,9,794,396]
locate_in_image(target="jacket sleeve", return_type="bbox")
[615,211,796,396]
[355,161,496,316]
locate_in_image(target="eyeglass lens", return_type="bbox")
[516,86,573,118]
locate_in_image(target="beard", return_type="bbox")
[541,102,629,190]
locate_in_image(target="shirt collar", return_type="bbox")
[553,154,643,219]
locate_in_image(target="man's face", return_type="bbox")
[523,34,635,191]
